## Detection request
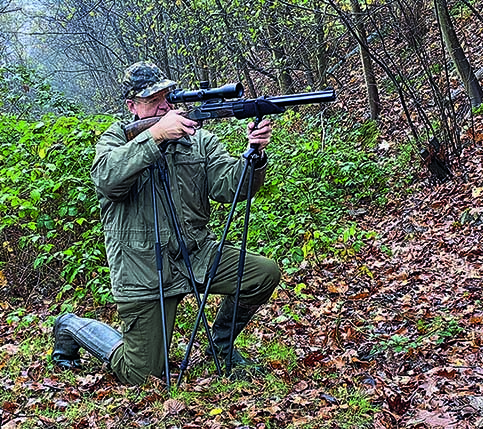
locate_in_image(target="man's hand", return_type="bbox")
[148,110,198,143]
[247,119,272,151]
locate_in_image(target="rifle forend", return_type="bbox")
[123,84,336,142]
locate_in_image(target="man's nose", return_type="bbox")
[156,100,170,114]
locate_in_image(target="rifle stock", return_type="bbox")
[122,116,160,142]
[123,87,336,142]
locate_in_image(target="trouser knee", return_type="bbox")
[110,298,180,385]
[210,246,280,305]
[110,346,153,385]
[251,257,281,304]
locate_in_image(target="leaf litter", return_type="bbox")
[1,135,482,428]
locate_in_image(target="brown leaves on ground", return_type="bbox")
[270,133,482,428]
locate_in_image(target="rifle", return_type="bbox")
[123,82,336,141]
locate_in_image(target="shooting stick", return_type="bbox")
[226,143,258,377]
[177,114,265,385]
[150,164,171,390]
[152,158,222,391]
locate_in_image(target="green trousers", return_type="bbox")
[110,246,280,385]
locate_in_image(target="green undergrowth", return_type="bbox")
[208,110,413,272]
[0,109,415,305]
[0,113,115,304]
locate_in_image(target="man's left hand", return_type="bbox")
[247,119,272,151]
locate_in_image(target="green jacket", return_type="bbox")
[91,121,267,302]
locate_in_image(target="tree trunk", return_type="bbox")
[265,0,294,93]
[350,0,381,119]
[213,0,257,96]
[434,0,483,107]
[315,8,328,88]
[268,28,294,93]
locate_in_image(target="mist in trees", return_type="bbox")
[1,0,481,164]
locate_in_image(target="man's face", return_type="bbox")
[126,88,172,119]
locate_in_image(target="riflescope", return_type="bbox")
[167,82,244,103]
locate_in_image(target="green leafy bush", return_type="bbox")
[0,113,114,303]
[1,108,412,304]
[208,111,408,271]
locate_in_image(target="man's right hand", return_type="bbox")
[148,110,198,143]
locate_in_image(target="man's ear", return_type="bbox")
[126,99,137,115]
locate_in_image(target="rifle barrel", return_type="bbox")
[123,89,337,141]
[266,89,336,107]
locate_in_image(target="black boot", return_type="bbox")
[207,296,262,370]
[53,313,123,369]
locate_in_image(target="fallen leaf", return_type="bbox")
[0,344,19,355]
[2,401,19,413]
[470,314,483,324]
[406,409,458,427]
[326,281,348,294]
[472,187,483,198]
[293,380,309,391]
[163,398,186,415]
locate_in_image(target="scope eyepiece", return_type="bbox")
[167,82,244,104]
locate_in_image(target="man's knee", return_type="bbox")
[245,256,280,304]
[111,299,177,385]
[256,255,281,290]
[110,344,162,385]
[265,257,282,286]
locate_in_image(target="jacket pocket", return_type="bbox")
[174,155,210,220]
[120,241,170,290]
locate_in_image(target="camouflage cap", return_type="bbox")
[122,61,176,99]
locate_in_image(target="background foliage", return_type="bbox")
[0,111,114,303]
